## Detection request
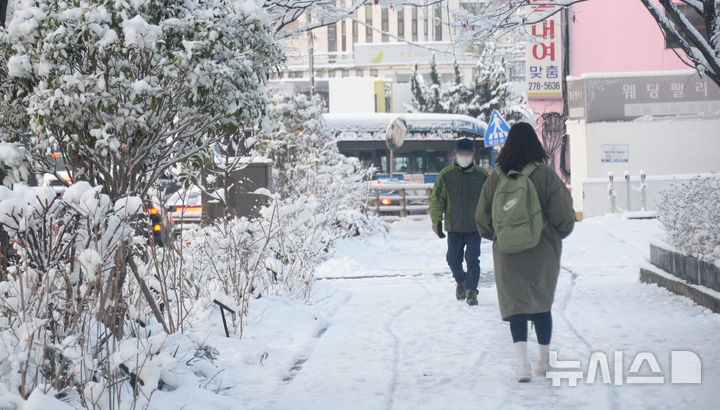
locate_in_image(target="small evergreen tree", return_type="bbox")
[408,63,428,113]
[407,44,531,124]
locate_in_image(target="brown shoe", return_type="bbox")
[456,282,466,300]
[466,289,478,306]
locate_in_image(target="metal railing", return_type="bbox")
[607,171,649,214]
[369,183,434,220]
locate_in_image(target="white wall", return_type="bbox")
[570,118,720,216]
[567,120,588,211]
[580,174,712,217]
[393,82,412,113]
[328,77,377,112]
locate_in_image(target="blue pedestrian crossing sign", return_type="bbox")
[484,110,510,147]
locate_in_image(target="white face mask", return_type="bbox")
[455,154,473,168]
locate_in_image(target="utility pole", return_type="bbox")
[307,10,315,96]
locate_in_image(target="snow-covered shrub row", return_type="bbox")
[657,175,720,262]
[0,0,281,200]
[0,183,233,407]
[256,92,386,240]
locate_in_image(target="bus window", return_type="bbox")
[358,151,374,169]
[394,156,409,173]
[426,151,448,173]
[393,153,424,174]
[379,154,389,173]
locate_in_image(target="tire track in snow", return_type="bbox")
[559,267,620,410]
[384,303,412,410]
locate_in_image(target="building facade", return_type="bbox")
[273,1,525,113]
[551,0,720,216]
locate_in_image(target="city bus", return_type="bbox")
[323,113,489,183]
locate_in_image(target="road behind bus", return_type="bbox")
[269,216,720,410]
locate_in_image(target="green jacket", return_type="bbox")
[430,163,489,233]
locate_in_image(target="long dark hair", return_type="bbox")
[495,122,548,175]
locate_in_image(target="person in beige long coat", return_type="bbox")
[475,122,575,383]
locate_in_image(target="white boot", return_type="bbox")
[535,344,550,376]
[514,341,531,382]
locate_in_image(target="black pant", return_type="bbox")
[446,231,481,291]
[507,311,552,345]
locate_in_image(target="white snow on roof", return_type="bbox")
[323,113,487,137]
[568,69,699,80]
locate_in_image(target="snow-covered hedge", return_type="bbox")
[657,175,720,262]
[0,183,157,406]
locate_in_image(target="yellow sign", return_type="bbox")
[374,81,393,113]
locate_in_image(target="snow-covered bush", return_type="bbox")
[173,197,325,330]
[0,182,231,407]
[256,92,385,240]
[0,183,134,402]
[657,175,720,262]
[0,0,281,199]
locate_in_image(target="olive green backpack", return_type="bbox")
[492,162,545,254]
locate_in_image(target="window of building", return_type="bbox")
[355,69,364,77]
[328,24,337,52]
[365,5,373,43]
[370,68,379,77]
[424,3,429,41]
[434,5,442,41]
[353,20,358,47]
[398,7,405,40]
[341,20,347,51]
[342,69,350,78]
[289,71,303,78]
[382,8,389,42]
[412,7,418,41]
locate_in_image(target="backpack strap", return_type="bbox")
[519,162,540,177]
[504,162,540,178]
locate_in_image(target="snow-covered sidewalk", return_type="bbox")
[155,215,720,409]
[272,216,719,409]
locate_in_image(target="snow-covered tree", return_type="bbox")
[256,92,383,239]
[0,0,282,200]
[407,46,531,124]
[467,43,532,123]
[409,63,429,113]
[408,55,447,114]
[640,0,720,88]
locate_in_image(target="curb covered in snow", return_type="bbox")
[640,265,720,313]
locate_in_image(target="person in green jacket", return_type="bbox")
[430,138,489,306]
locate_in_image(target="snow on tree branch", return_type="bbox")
[0,0,283,200]
[640,0,720,88]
